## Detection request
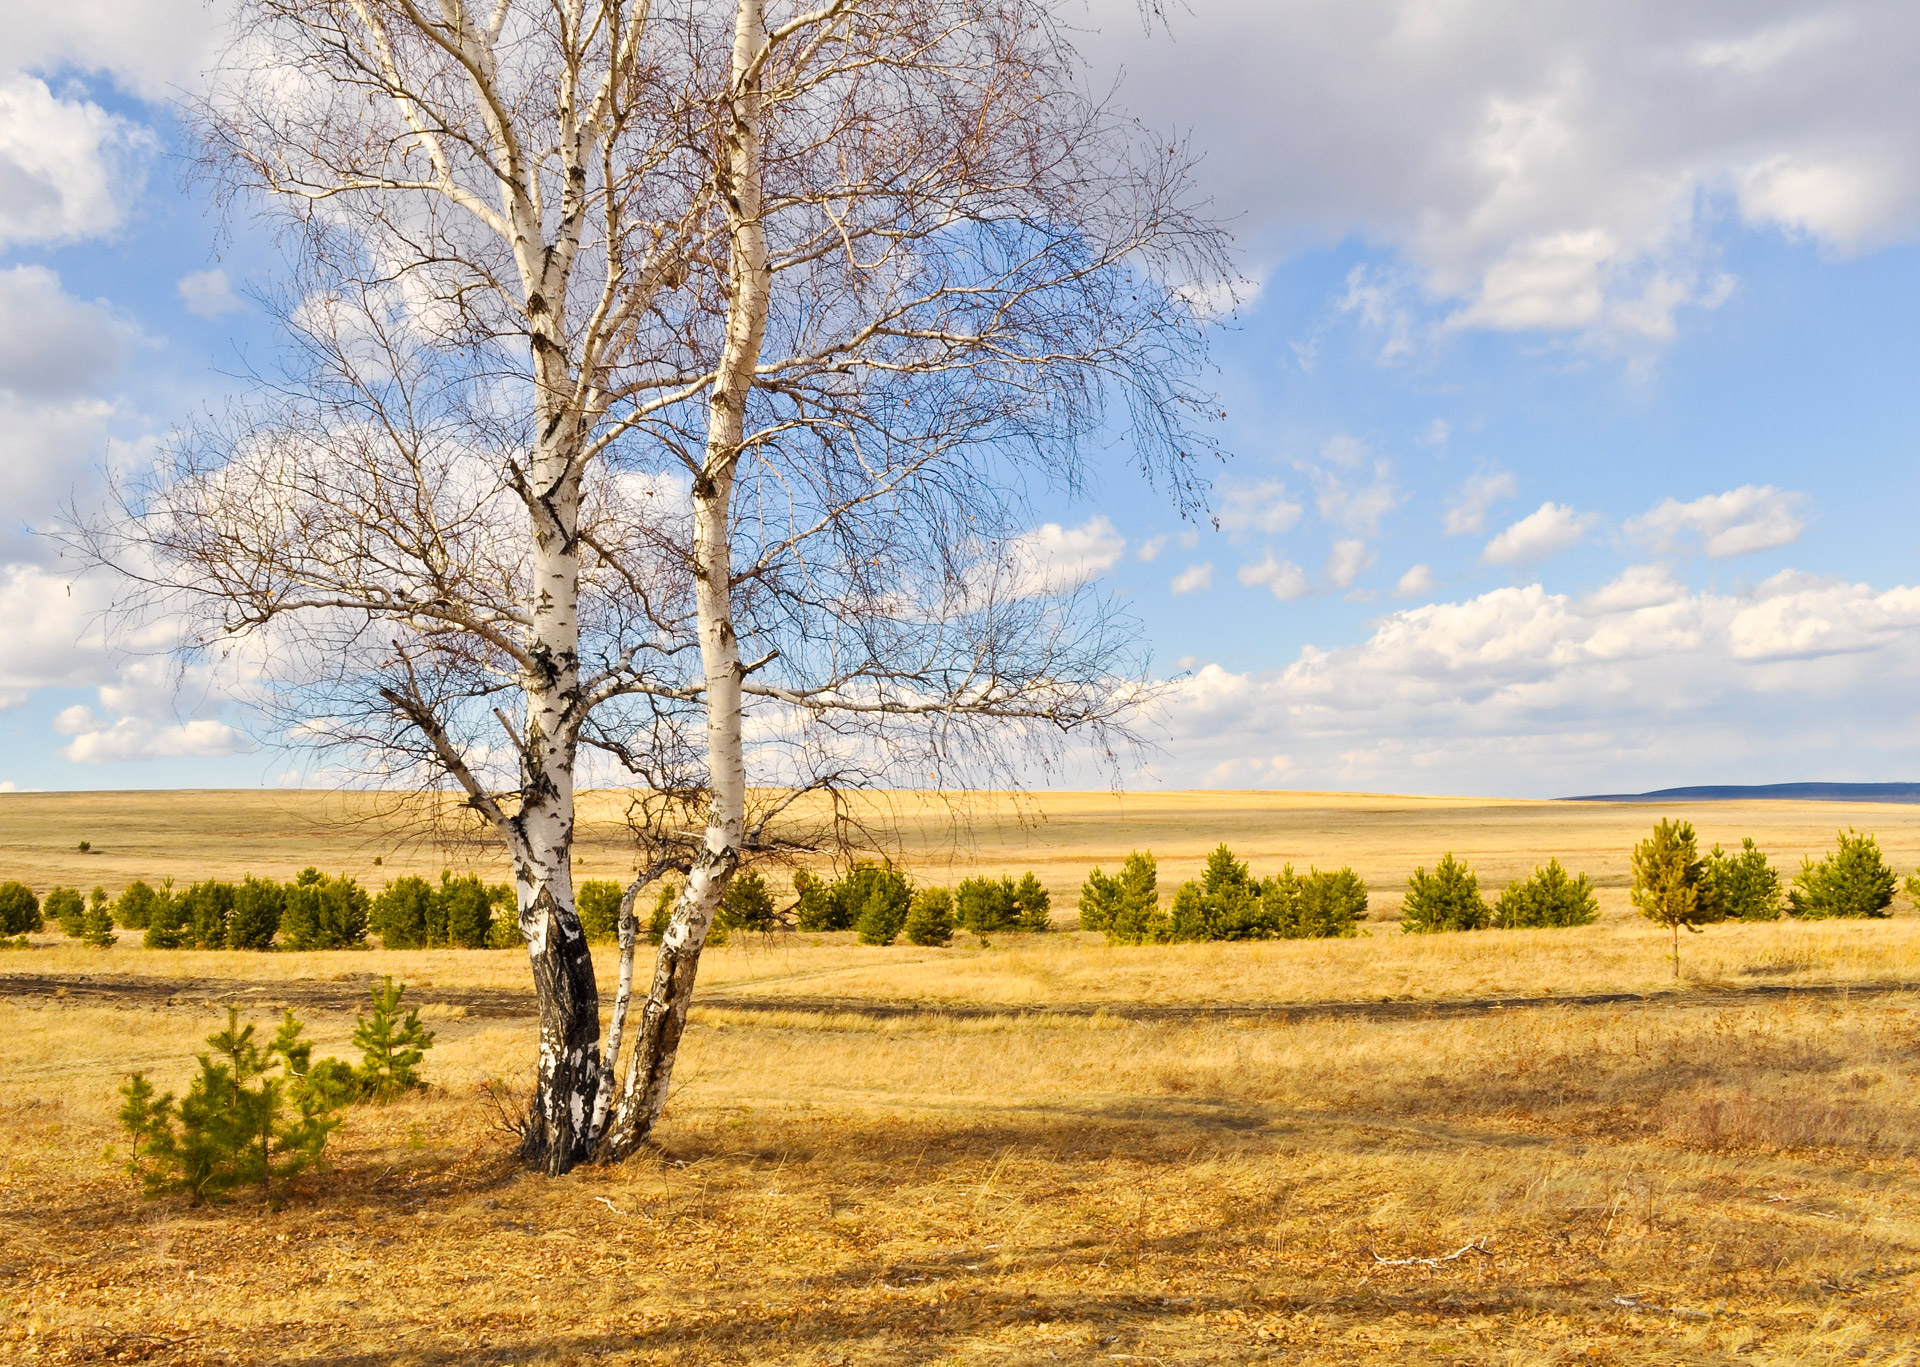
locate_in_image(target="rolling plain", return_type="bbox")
[3,788,1919,1365]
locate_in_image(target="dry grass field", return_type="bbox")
[4,789,1920,1364]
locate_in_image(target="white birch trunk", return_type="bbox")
[513,447,604,1174]
[602,0,769,1162]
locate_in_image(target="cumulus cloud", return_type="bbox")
[54,706,252,763]
[1301,435,1399,534]
[1238,553,1310,601]
[1150,567,1920,794]
[1443,468,1519,536]
[1397,564,1436,597]
[1080,1,1920,349]
[1216,479,1303,538]
[0,77,155,246]
[1136,534,1168,563]
[1170,562,1213,595]
[1003,516,1125,596]
[1482,502,1598,565]
[177,268,247,320]
[0,266,133,397]
[0,268,144,562]
[4,3,223,101]
[0,564,117,706]
[1324,540,1375,589]
[1627,485,1807,558]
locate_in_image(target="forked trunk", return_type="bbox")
[599,0,769,1163]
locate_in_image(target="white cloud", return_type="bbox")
[1238,553,1310,601]
[1150,567,1920,795]
[0,76,155,247]
[55,708,252,763]
[1324,540,1374,589]
[1338,264,1416,361]
[1216,479,1303,538]
[0,564,117,706]
[1443,468,1518,536]
[2,3,224,101]
[1136,534,1168,563]
[1396,564,1436,597]
[1738,153,1911,253]
[1170,562,1213,595]
[1583,564,1687,613]
[1081,1,1920,349]
[1004,516,1125,596]
[1301,435,1399,534]
[1627,484,1807,558]
[0,266,134,400]
[178,268,247,320]
[1481,502,1598,565]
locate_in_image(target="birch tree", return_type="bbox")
[86,0,1228,1174]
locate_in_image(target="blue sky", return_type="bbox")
[5,1,1920,796]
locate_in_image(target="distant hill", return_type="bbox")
[1565,782,1920,804]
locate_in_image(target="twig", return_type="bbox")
[1369,1238,1491,1268]
[1613,1295,1711,1321]
[594,1196,629,1216]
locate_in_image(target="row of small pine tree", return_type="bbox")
[1630,822,1903,974]
[574,865,1054,948]
[1078,848,1368,943]
[1070,824,1914,944]
[2,870,517,951]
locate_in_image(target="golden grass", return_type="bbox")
[6,789,1920,1363]
[4,980,1919,1364]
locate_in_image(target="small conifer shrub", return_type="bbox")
[370,875,438,948]
[1789,829,1896,919]
[181,880,238,950]
[279,869,371,950]
[143,878,186,949]
[576,879,623,943]
[479,880,518,947]
[1085,851,1168,943]
[437,875,495,952]
[351,977,436,1102]
[1079,851,1157,936]
[721,870,778,933]
[1631,818,1721,978]
[903,887,955,946]
[118,1008,345,1206]
[792,869,838,930]
[1269,866,1368,938]
[646,881,680,944]
[952,871,1050,933]
[228,876,285,950]
[834,863,913,940]
[1492,859,1599,929]
[82,887,117,947]
[1401,854,1491,933]
[46,886,85,938]
[0,881,42,935]
[113,880,159,929]
[1703,838,1782,921]
[1168,845,1263,941]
